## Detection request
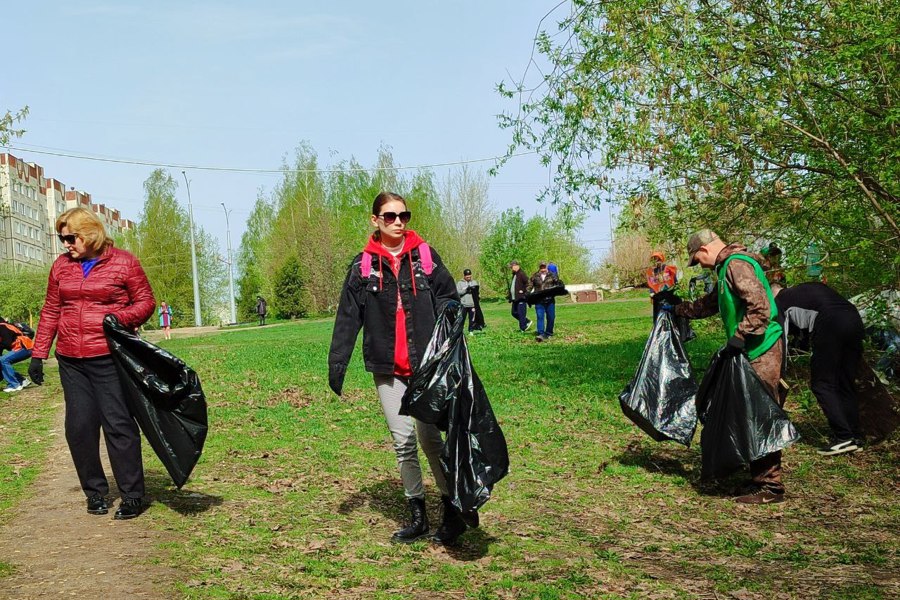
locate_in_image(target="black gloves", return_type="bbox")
[725,335,745,356]
[28,358,44,385]
[328,363,346,397]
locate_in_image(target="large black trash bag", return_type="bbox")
[696,348,799,480]
[525,283,568,306]
[103,315,208,488]
[401,301,509,512]
[619,311,698,446]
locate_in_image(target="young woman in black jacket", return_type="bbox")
[328,192,471,545]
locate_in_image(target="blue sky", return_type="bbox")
[2,1,612,264]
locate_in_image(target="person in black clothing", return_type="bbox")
[507,260,532,332]
[328,192,474,546]
[256,296,267,326]
[774,282,865,455]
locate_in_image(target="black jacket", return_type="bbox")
[328,244,458,394]
[508,269,529,302]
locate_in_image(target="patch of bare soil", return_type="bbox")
[0,411,178,599]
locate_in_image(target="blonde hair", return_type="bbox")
[55,207,111,253]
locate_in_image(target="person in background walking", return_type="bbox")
[256,296,267,326]
[773,282,865,455]
[0,318,34,392]
[507,260,531,333]
[528,261,561,342]
[329,191,476,546]
[673,229,786,504]
[159,301,173,340]
[28,207,156,519]
[456,269,480,335]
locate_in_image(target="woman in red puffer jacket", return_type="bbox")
[29,207,155,520]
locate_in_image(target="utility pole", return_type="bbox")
[181,171,202,327]
[221,202,237,325]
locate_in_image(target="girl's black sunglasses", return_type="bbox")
[58,233,79,244]
[377,211,411,225]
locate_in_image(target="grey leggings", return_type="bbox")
[374,374,448,499]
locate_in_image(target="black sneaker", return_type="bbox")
[114,497,144,520]
[523,320,533,332]
[87,495,109,515]
[817,439,861,456]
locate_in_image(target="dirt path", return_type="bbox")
[0,407,178,599]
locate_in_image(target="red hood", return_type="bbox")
[363,230,426,259]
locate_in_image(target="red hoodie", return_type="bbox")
[362,230,427,377]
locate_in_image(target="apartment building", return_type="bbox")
[0,152,134,269]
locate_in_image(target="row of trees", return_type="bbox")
[498,0,900,295]
[235,144,595,321]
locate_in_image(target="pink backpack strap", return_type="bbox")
[418,243,433,275]
[360,252,373,278]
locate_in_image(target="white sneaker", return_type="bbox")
[20,378,32,389]
[817,439,861,456]
[3,384,23,393]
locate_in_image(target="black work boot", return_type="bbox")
[391,497,429,544]
[432,495,467,546]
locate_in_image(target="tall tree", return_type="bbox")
[130,169,225,325]
[236,195,275,320]
[498,0,900,292]
[441,165,494,277]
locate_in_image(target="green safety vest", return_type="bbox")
[717,254,783,360]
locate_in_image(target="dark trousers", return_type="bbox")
[511,300,529,331]
[258,314,266,326]
[810,316,864,440]
[58,355,145,499]
[748,339,786,493]
[462,306,476,331]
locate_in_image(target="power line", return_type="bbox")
[5,143,537,175]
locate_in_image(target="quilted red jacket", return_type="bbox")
[32,245,156,360]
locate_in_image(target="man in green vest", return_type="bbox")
[674,229,787,504]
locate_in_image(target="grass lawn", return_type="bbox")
[3,299,898,598]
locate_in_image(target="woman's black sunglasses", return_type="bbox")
[377,211,411,225]
[58,233,79,244]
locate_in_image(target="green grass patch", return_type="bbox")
[9,299,896,598]
[0,369,61,525]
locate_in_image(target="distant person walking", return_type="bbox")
[507,260,531,332]
[528,261,561,342]
[28,207,156,519]
[256,296,267,326]
[329,191,475,546]
[456,269,480,334]
[159,301,173,340]
[0,318,34,392]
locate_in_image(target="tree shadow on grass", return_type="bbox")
[337,477,497,560]
[144,471,223,515]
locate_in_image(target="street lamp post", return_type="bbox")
[182,171,202,327]
[221,202,237,325]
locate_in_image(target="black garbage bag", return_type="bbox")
[526,283,568,306]
[619,311,698,446]
[471,285,486,331]
[103,315,208,488]
[401,301,509,512]
[651,291,695,343]
[696,348,799,480]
